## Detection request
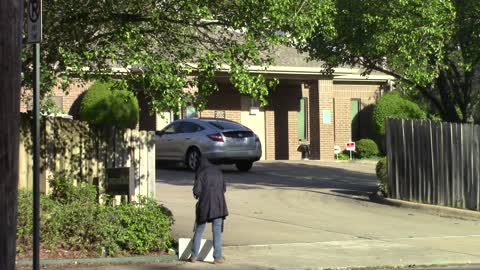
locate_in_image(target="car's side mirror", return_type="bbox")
[155,131,164,137]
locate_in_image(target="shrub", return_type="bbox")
[49,175,97,205]
[16,190,33,253]
[80,80,139,128]
[355,139,379,159]
[17,190,61,252]
[79,81,111,124]
[17,177,174,257]
[376,157,388,194]
[335,152,351,160]
[372,91,426,136]
[116,197,174,254]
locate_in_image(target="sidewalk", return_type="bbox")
[34,234,480,270]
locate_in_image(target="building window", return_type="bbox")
[297,97,308,141]
[351,99,361,141]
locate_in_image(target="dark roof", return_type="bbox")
[271,46,325,68]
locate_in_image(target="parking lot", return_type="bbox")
[156,160,480,247]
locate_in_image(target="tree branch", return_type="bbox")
[361,60,446,117]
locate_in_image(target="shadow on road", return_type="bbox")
[156,161,378,198]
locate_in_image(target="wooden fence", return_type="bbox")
[18,114,156,200]
[386,119,480,211]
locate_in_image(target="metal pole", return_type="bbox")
[33,42,41,270]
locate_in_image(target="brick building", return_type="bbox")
[22,47,392,160]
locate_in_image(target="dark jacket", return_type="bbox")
[193,157,229,224]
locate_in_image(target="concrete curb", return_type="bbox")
[371,196,480,221]
[16,255,178,266]
[332,159,379,164]
[325,263,480,270]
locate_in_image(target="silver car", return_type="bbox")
[155,118,262,171]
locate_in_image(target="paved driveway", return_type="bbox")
[156,160,480,247]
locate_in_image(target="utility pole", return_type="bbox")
[0,0,23,269]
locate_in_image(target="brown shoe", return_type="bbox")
[187,256,197,263]
[213,257,225,264]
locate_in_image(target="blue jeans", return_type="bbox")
[191,218,223,259]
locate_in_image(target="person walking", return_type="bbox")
[188,156,228,264]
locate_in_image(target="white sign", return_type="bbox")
[346,142,356,151]
[334,145,341,155]
[322,110,332,124]
[249,106,259,115]
[27,0,42,43]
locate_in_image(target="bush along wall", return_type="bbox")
[376,157,388,196]
[80,80,139,129]
[372,91,426,137]
[372,91,426,154]
[16,177,174,257]
[355,139,379,159]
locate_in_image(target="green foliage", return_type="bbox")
[49,175,97,205]
[335,152,351,160]
[42,197,121,254]
[80,81,139,128]
[376,157,388,194]
[17,177,174,257]
[16,190,33,253]
[116,197,174,254]
[22,0,333,114]
[301,0,480,123]
[355,139,379,159]
[372,91,426,136]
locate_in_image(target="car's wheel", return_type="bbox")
[235,161,253,172]
[186,148,201,171]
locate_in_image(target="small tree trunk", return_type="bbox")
[0,0,23,269]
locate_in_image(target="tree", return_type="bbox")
[300,0,480,123]
[22,0,334,113]
[0,0,22,269]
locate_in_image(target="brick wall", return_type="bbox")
[20,79,92,116]
[265,82,303,160]
[318,79,335,160]
[21,80,160,132]
[52,80,93,117]
[265,110,275,160]
[22,77,384,161]
[199,84,241,123]
[332,82,382,151]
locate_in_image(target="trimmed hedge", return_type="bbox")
[355,139,379,159]
[17,177,174,257]
[80,81,139,129]
[376,157,388,194]
[372,91,426,136]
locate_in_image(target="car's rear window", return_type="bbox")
[205,120,245,130]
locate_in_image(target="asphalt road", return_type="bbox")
[155,160,480,246]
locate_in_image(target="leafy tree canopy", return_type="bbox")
[300,0,480,123]
[23,0,334,113]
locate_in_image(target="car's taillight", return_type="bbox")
[207,133,224,142]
